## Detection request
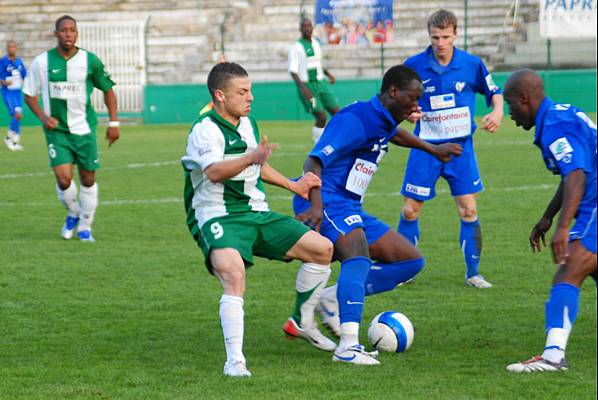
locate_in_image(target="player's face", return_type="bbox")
[55,19,78,51]
[220,76,253,118]
[429,26,457,59]
[389,79,422,122]
[504,91,533,131]
[6,42,17,58]
[301,20,313,40]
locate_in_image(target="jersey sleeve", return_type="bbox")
[89,53,115,92]
[0,60,7,80]
[20,60,27,79]
[309,112,367,168]
[475,59,502,107]
[288,43,301,75]
[22,57,41,97]
[182,119,225,171]
[545,129,592,177]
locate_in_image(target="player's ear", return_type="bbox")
[214,89,226,103]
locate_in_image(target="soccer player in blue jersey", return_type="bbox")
[1,40,27,151]
[503,69,596,373]
[287,65,462,365]
[396,10,504,288]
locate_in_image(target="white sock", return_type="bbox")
[312,126,324,143]
[321,284,338,303]
[56,181,79,217]
[78,183,98,232]
[295,263,331,329]
[220,295,245,363]
[542,328,569,362]
[338,322,359,351]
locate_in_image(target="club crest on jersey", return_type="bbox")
[455,81,466,93]
[549,137,574,162]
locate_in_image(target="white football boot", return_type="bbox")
[466,274,493,288]
[223,360,252,377]
[11,133,23,151]
[333,344,380,365]
[282,317,336,352]
[316,294,340,337]
[506,355,568,373]
[3,134,15,151]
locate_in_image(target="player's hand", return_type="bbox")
[481,110,503,133]
[551,226,570,266]
[328,74,336,85]
[407,107,423,123]
[249,136,278,165]
[42,115,59,130]
[296,205,323,232]
[106,127,120,147]
[432,142,462,162]
[292,172,322,199]
[300,86,314,102]
[529,216,552,252]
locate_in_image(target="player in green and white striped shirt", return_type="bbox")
[182,62,336,377]
[23,15,119,242]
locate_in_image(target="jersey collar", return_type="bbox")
[371,95,397,128]
[533,97,553,147]
[424,46,462,72]
[208,108,243,132]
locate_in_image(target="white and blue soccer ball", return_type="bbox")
[367,311,414,353]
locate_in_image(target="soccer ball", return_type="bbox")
[367,311,414,353]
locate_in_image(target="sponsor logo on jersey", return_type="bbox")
[424,85,436,93]
[322,145,334,155]
[344,214,363,225]
[485,74,499,92]
[405,183,431,197]
[549,137,574,162]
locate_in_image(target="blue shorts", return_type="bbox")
[2,89,22,116]
[401,136,482,201]
[293,193,389,245]
[570,207,597,254]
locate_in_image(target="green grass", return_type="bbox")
[1,118,596,400]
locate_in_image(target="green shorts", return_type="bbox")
[299,80,340,114]
[195,211,311,273]
[45,131,100,171]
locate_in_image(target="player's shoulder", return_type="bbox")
[404,50,426,67]
[456,48,486,68]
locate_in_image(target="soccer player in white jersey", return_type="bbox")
[23,15,119,242]
[182,62,336,377]
[289,17,340,143]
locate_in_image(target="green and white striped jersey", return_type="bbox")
[288,38,325,82]
[182,109,269,233]
[22,47,114,135]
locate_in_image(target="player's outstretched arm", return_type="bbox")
[295,156,324,231]
[551,169,585,265]
[103,89,120,147]
[530,181,563,253]
[24,95,58,130]
[261,163,321,199]
[391,126,463,162]
[290,72,314,103]
[481,94,504,133]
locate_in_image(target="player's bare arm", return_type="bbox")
[290,72,314,101]
[295,156,324,231]
[260,163,321,199]
[390,126,463,162]
[324,69,336,84]
[552,169,586,265]
[481,94,504,133]
[530,181,563,253]
[103,89,120,147]
[24,94,58,130]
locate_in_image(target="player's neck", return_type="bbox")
[57,46,78,59]
[214,105,240,127]
[8,55,16,61]
[434,48,454,66]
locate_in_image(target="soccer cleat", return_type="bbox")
[283,317,337,352]
[12,142,23,151]
[3,136,16,151]
[316,296,340,337]
[61,216,79,240]
[223,360,252,377]
[333,344,380,365]
[506,355,568,373]
[466,274,493,289]
[77,230,95,243]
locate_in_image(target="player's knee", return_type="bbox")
[458,206,478,221]
[56,176,72,190]
[314,237,334,264]
[80,175,96,188]
[14,113,22,121]
[402,204,420,220]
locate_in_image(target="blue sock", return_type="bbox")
[336,256,372,324]
[10,116,20,134]
[545,283,579,333]
[398,214,419,246]
[365,258,425,295]
[460,219,481,278]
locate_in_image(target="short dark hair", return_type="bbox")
[55,15,77,31]
[380,64,421,94]
[207,62,249,99]
[427,9,458,33]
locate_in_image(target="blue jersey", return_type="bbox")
[0,55,27,92]
[404,46,501,143]
[534,97,597,217]
[310,95,397,202]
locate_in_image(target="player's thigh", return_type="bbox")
[443,139,483,197]
[554,240,597,286]
[253,211,313,261]
[70,133,100,171]
[198,214,259,273]
[335,228,369,260]
[210,248,248,294]
[369,230,421,262]
[285,230,333,265]
[401,148,442,201]
[45,131,75,170]
[317,81,340,114]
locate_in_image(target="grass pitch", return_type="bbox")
[1,118,596,399]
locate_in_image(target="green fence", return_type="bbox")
[2,69,596,127]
